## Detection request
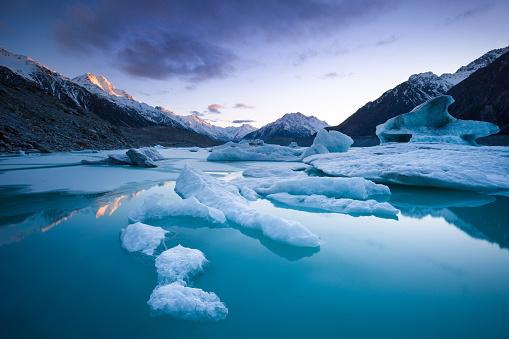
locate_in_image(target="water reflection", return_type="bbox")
[389,186,509,250]
[0,181,170,246]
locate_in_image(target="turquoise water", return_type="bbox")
[1,153,508,338]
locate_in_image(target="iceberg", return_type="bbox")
[301,129,353,158]
[175,164,320,247]
[304,143,509,193]
[82,147,165,167]
[230,176,391,200]
[120,222,169,256]
[207,142,303,161]
[376,95,499,145]
[267,193,399,218]
[155,245,209,284]
[128,193,226,224]
[148,283,228,321]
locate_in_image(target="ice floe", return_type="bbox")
[155,245,209,284]
[82,147,165,167]
[175,164,320,247]
[303,143,509,193]
[148,282,228,321]
[128,193,226,224]
[207,142,303,161]
[376,95,499,145]
[120,222,169,256]
[301,129,353,158]
[267,193,399,218]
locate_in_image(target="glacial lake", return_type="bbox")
[0,148,508,338]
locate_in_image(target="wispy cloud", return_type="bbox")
[232,119,256,124]
[375,35,398,47]
[319,72,354,80]
[444,3,491,26]
[207,104,223,114]
[190,110,203,116]
[233,103,255,109]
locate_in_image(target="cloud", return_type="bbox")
[444,3,491,26]
[190,110,203,116]
[52,0,396,81]
[207,104,223,114]
[375,35,398,47]
[233,103,255,109]
[232,120,256,124]
[320,72,354,80]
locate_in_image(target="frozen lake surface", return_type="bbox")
[1,147,508,338]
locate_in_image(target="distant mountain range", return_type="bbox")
[0,47,256,142]
[329,46,509,141]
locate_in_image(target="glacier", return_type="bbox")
[376,95,499,145]
[175,164,321,247]
[120,222,169,256]
[303,143,509,193]
[128,193,226,224]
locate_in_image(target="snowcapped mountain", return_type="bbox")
[73,73,136,100]
[330,46,509,137]
[242,112,329,143]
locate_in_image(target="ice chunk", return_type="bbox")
[207,142,303,161]
[148,282,228,321]
[376,95,499,145]
[231,176,390,200]
[175,165,320,247]
[242,165,299,178]
[304,143,509,193]
[267,193,399,217]
[120,222,169,255]
[126,149,157,167]
[301,130,353,158]
[128,193,226,224]
[155,245,209,284]
[240,186,260,201]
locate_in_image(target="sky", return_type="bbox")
[1,0,508,128]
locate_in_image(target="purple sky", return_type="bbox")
[1,0,508,127]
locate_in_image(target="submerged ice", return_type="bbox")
[175,164,321,247]
[376,95,499,145]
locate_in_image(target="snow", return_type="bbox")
[175,164,320,247]
[155,245,209,284]
[303,143,509,194]
[207,142,304,162]
[120,222,169,256]
[267,193,399,218]
[301,130,353,158]
[128,193,226,224]
[148,283,228,321]
[376,95,499,145]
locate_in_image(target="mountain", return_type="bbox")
[330,46,509,140]
[447,50,509,135]
[242,112,329,146]
[156,107,257,142]
[0,46,256,142]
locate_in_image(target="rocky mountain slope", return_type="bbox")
[330,46,509,140]
[242,112,329,146]
[447,50,509,135]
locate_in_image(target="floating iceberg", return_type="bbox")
[230,176,391,200]
[242,166,299,178]
[207,142,303,161]
[376,95,499,145]
[120,222,169,256]
[155,245,209,284]
[128,193,226,224]
[148,282,228,321]
[304,143,509,193]
[267,193,399,218]
[301,130,353,158]
[175,165,320,247]
[147,245,228,321]
[82,147,165,167]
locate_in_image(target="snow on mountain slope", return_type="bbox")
[73,73,136,100]
[243,112,329,141]
[178,112,257,142]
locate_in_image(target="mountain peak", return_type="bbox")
[73,73,137,101]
